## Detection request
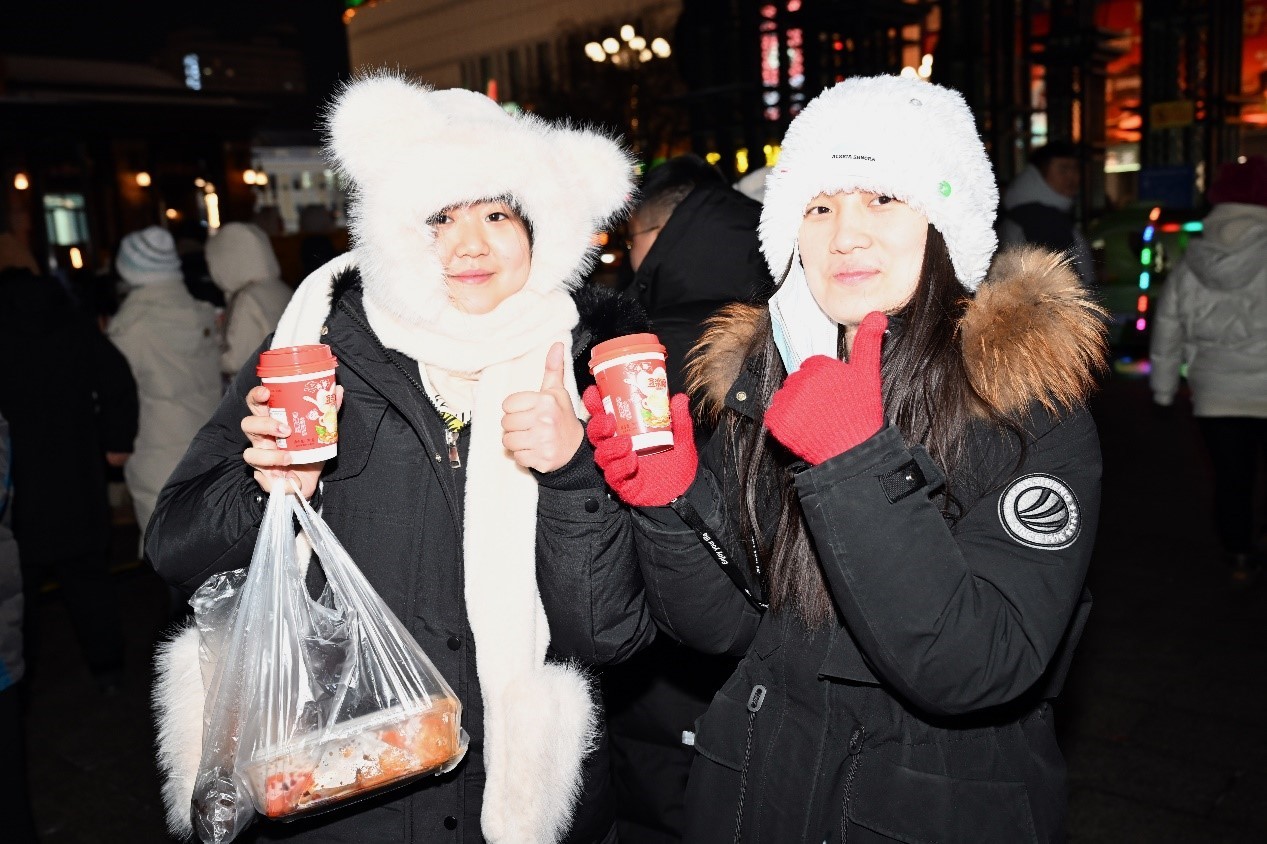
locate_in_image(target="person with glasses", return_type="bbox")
[601,154,774,844]
[622,155,773,398]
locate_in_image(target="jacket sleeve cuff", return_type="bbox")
[635,468,720,531]
[793,423,945,498]
[533,438,605,492]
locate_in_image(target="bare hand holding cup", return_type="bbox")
[242,383,344,497]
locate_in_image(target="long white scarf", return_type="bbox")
[274,250,595,843]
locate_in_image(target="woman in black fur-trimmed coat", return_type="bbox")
[581,75,1107,842]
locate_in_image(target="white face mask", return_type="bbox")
[768,244,839,374]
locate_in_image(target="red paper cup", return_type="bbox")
[256,345,339,463]
[589,333,673,455]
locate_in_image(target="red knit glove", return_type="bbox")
[583,386,699,507]
[764,311,887,464]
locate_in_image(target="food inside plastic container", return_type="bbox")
[244,696,464,818]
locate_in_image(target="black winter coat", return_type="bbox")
[591,250,1106,843]
[0,267,137,564]
[627,185,773,396]
[147,276,654,844]
[612,184,772,842]
[641,408,1097,844]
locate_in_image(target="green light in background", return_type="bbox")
[1181,221,1203,232]
[1140,247,1152,266]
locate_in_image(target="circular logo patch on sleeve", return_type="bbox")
[997,473,1081,550]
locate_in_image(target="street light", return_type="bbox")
[583,24,672,156]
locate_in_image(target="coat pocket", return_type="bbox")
[847,758,1038,844]
[685,681,774,844]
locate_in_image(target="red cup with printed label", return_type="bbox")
[589,333,673,455]
[256,345,339,463]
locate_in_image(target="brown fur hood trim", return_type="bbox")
[961,246,1108,417]
[685,245,1108,422]
[684,302,769,422]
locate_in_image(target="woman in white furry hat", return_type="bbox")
[146,75,655,844]
[583,75,1107,841]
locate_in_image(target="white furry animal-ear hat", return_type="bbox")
[760,74,999,291]
[326,73,635,326]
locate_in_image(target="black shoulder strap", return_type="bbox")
[668,496,768,613]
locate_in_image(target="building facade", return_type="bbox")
[0,0,349,281]
[345,0,685,160]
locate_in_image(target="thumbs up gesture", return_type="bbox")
[764,311,888,464]
[501,341,585,472]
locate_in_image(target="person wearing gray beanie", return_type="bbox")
[115,225,184,287]
[585,74,1108,842]
[108,225,221,546]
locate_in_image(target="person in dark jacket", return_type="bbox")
[0,223,138,693]
[625,155,773,395]
[607,154,773,844]
[999,141,1095,285]
[584,75,1106,842]
[146,76,654,844]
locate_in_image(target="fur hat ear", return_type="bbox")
[327,73,446,187]
[549,126,634,225]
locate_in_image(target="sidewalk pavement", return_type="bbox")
[1060,370,1267,842]
[20,368,1267,843]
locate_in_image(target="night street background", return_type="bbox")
[5,1,1266,840]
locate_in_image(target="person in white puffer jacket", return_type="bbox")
[205,222,294,379]
[108,226,222,544]
[1150,155,1267,583]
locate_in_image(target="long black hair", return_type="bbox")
[729,226,1017,626]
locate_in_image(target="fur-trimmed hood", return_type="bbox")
[686,246,1107,421]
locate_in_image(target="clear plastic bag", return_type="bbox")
[190,485,467,843]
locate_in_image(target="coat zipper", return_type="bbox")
[734,684,767,844]
[445,428,461,468]
[336,299,464,471]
